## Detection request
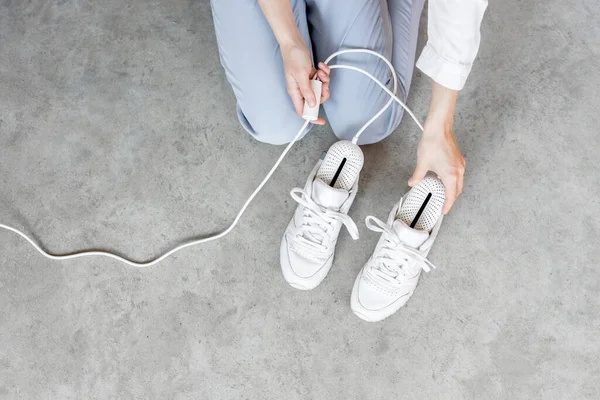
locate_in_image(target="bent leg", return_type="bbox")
[387,0,426,108]
[307,0,425,145]
[210,0,312,145]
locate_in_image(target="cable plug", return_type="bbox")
[302,79,322,121]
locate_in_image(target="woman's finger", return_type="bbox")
[286,77,304,116]
[440,175,458,215]
[296,73,317,108]
[317,70,330,83]
[312,116,326,125]
[457,160,465,195]
[318,62,330,75]
[320,82,330,103]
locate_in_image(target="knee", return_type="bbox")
[356,106,404,145]
[237,101,308,146]
[327,103,404,145]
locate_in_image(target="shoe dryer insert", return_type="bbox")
[316,141,364,190]
[398,176,445,231]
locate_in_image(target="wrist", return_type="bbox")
[258,0,306,54]
[423,116,454,140]
[278,32,305,53]
[424,81,458,139]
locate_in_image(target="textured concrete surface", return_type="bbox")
[0,0,599,398]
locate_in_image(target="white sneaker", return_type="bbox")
[351,176,445,321]
[280,141,364,290]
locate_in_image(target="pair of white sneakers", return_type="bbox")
[280,141,445,322]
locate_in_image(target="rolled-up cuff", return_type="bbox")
[416,44,472,91]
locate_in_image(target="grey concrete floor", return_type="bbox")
[0,0,599,399]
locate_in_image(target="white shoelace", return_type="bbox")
[364,216,436,286]
[289,187,359,257]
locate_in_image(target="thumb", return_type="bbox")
[408,162,428,187]
[297,75,316,108]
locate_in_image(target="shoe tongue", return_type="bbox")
[311,178,350,210]
[392,220,429,248]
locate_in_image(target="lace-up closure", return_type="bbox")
[289,187,358,258]
[351,178,445,322]
[364,216,436,286]
[281,146,363,291]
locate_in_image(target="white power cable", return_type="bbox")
[0,49,424,267]
[0,120,310,268]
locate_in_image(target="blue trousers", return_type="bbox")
[211,0,425,145]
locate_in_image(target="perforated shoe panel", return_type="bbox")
[316,141,364,190]
[398,176,445,231]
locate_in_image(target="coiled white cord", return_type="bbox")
[0,48,424,267]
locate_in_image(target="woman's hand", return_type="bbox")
[281,41,330,125]
[409,82,465,214]
[256,0,330,124]
[409,121,465,214]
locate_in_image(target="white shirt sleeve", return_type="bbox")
[416,0,488,91]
